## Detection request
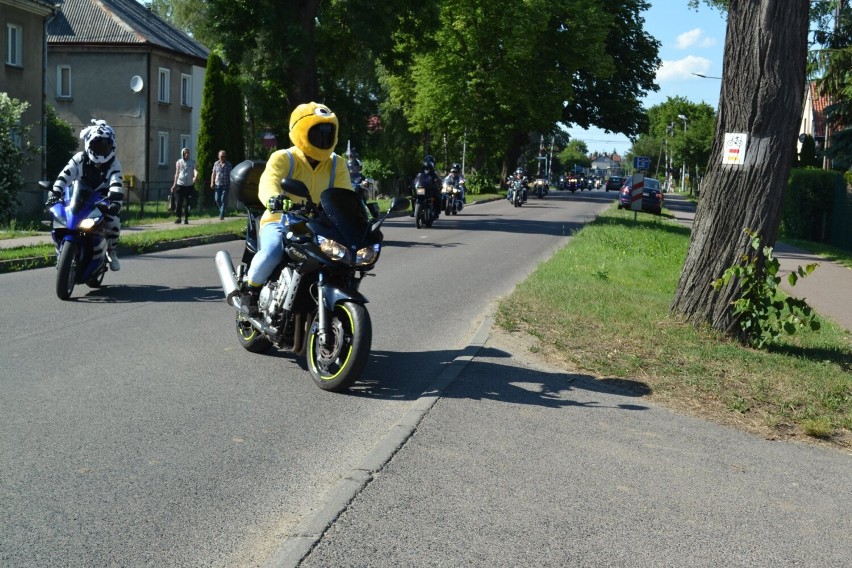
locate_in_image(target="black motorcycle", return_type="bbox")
[215,161,409,392]
[442,181,464,215]
[413,182,438,229]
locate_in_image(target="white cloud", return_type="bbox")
[676,28,717,49]
[656,55,712,81]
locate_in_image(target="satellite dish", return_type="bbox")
[798,133,807,143]
[130,75,144,93]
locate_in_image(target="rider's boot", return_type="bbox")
[240,282,261,316]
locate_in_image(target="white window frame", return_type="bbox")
[180,73,192,107]
[180,135,190,154]
[158,132,169,166]
[158,67,170,103]
[6,23,23,67]
[56,65,72,98]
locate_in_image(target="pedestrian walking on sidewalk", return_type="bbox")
[210,150,232,220]
[171,148,197,224]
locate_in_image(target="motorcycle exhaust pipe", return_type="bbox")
[215,250,240,306]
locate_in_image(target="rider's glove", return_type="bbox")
[267,195,293,212]
[45,190,62,208]
[107,191,123,215]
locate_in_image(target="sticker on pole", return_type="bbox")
[631,173,644,211]
[722,133,748,165]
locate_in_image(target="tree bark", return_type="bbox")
[670,0,810,335]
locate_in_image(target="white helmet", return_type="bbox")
[80,119,116,164]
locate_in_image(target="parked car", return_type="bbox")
[605,176,624,192]
[617,176,664,214]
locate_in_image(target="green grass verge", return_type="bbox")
[496,205,852,448]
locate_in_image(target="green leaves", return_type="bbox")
[711,229,821,349]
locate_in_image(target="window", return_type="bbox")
[158,132,169,166]
[180,74,192,107]
[158,68,170,103]
[57,65,72,98]
[6,24,23,67]
[180,135,190,153]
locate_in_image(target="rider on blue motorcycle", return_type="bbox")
[47,119,123,271]
[240,102,352,314]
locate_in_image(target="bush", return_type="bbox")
[465,170,499,194]
[782,168,844,242]
[0,94,37,226]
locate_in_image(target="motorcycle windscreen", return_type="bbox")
[69,183,98,216]
[319,188,371,243]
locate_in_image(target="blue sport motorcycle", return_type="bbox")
[40,179,113,300]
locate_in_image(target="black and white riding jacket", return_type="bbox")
[53,151,123,200]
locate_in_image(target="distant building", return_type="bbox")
[590,152,622,175]
[1,0,58,213]
[47,0,209,204]
[799,81,830,167]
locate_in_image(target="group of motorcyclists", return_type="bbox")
[409,155,467,225]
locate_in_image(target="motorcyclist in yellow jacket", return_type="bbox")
[242,102,352,312]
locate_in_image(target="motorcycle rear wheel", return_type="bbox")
[307,302,372,392]
[236,313,274,353]
[56,241,78,300]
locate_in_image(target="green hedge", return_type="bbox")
[782,168,846,244]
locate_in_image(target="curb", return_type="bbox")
[260,314,495,568]
[0,232,241,274]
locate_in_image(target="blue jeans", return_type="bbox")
[214,185,229,218]
[246,215,297,286]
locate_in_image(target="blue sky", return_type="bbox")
[565,2,729,155]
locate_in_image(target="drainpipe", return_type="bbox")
[42,7,58,184]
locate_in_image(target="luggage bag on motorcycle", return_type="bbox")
[230,160,267,210]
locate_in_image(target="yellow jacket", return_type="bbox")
[258,146,352,228]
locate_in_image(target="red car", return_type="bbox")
[617,177,664,214]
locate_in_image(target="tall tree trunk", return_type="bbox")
[670,0,809,335]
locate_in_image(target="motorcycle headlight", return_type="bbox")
[79,209,103,232]
[415,187,426,195]
[317,235,349,262]
[79,218,98,231]
[355,243,380,266]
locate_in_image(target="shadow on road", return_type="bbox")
[346,346,651,412]
[69,284,224,303]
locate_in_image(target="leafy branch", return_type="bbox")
[711,229,820,348]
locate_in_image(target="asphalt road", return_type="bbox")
[0,189,611,567]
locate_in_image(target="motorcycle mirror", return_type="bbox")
[38,180,52,190]
[280,178,311,201]
[390,197,410,212]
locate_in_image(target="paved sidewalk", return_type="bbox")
[0,214,243,250]
[664,191,852,333]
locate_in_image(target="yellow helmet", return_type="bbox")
[288,102,339,161]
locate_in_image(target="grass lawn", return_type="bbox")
[496,205,852,452]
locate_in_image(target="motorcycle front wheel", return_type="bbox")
[56,241,78,300]
[307,301,372,392]
[414,203,423,229]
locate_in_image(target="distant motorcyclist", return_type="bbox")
[443,162,466,204]
[506,167,528,204]
[47,119,123,271]
[411,155,441,218]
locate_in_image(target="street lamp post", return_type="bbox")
[677,114,688,192]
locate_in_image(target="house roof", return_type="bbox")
[1,0,57,17]
[47,0,208,63]
[810,81,830,138]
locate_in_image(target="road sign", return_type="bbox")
[722,133,748,165]
[633,156,651,170]
[630,173,644,211]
